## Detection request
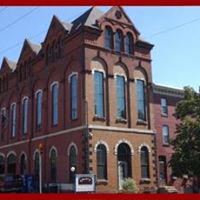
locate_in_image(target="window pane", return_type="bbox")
[125,33,133,54]
[162,125,169,144]
[115,31,122,52]
[161,98,168,114]
[52,84,58,125]
[97,144,107,179]
[70,75,78,120]
[136,80,146,120]
[36,92,42,128]
[94,71,104,117]
[22,98,28,134]
[141,147,149,178]
[104,27,112,49]
[11,105,16,137]
[116,76,126,119]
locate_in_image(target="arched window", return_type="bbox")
[36,90,42,128]
[20,154,26,175]
[97,144,107,179]
[124,33,133,54]
[1,108,6,141]
[0,155,5,174]
[140,146,150,178]
[22,97,28,134]
[34,152,40,189]
[51,82,59,126]
[115,30,123,52]
[70,74,78,120]
[10,104,16,137]
[7,154,16,175]
[136,79,146,121]
[116,75,126,119]
[104,26,112,49]
[69,146,77,183]
[94,71,104,118]
[50,149,57,182]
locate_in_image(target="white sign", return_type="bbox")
[74,174,96,192]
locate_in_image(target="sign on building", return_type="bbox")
[74,174,96,192]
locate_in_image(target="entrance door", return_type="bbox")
[118,161,128,190]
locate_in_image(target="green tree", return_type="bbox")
[169,86,200,191]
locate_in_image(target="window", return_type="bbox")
[140,146,150,179]
[161,98,168,115]
[20,154,26,175]
[50,149,57,182]
[51,83,59,126]
[104,26,112,49]
[94,71,104,118]
[70,74,78,120]
[1,109,6,141]
[22,98,28,134]
[97,144,107,179]
[7,154,16,175]
[36,91,42,128]
[124,33,133,54]
[162,125,170,145]
[69,146,77,183]
[116,75,126,119]
[0,156,5,175]
[159,156,167,183]
[115,30,123,52]
[10,104,16,137]
[136,80,146,121]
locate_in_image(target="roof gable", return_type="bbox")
[100,6,140,35]
[43,15,72,44]
[18,39,41,64]
[0,57,16,73]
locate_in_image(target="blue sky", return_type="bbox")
[0,6,200,91]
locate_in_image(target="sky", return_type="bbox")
[0,6,200,91]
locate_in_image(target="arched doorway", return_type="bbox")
[20,154,26,175]
[69,145,77,183]
[117,143,132,190]
[0,155,5,175]
[7,154,16,175]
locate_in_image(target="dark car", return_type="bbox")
[0,175,23,193]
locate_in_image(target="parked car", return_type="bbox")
[0,175,23,193]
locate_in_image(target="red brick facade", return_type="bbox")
[0,6,158,193]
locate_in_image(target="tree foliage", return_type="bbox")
[169,86,200,178]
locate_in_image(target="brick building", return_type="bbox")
[153,84,185,191]
[0,6,157,192]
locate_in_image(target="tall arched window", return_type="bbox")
[115,30,123,52]
[7,153,16,175]
[36,90,42,128]
[140,146,150,178]
[1,108,6,141]
[51,82,59,126]
[10,103,16,137]
[136,79,146,121]
[70,74,78,120]
[104,26,112,49]
[50,149,57,182]
[20,154,26,175]
[0,155,5,174]
[97,144,107,179]
[69,145,77,183]
[94,71,104,118]
[116,75,126,119]
[124,33,133,54]
[22,97,28,134]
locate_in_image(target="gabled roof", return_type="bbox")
[43,15,72,44]
[18,39,41,63]
[1,57,16,72]
[71,6,104,30]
